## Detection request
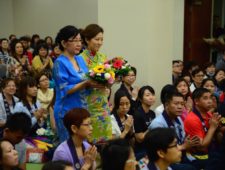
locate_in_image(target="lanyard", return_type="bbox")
[25,102,38,118]
[114,113,127,132]
[2,93,15,116]
[67,137,85,170]
[193,107,208,133]
[162,111,183,144]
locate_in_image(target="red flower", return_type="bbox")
[113,59,123,69]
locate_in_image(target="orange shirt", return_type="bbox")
[184,111,212,139]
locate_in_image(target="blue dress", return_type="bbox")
[53,54,89,141]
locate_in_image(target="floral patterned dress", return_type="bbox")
[80,49,112,143]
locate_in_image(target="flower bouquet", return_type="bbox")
[87,63,115,84]
[105,56,131,77]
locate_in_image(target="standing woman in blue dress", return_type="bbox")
[53,25,99,142]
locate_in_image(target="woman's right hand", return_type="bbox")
[124,116,134,133]
[33,108,45,120]
[82,145,97,170]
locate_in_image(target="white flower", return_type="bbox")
[104,73,111,80]
[36,128,46,136]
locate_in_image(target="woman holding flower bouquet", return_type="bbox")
[53,25,103,142]
[80,24,112,144]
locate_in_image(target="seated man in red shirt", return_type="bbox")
[184,88,221,170]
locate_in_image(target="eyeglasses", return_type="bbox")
[195,74,205,78]
[81,123,92,128]
[39,78,49,82]
[125,74,136,77]
[167,143,179,149]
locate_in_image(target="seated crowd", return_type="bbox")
[0,24,225,170]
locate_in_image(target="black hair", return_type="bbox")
[101,138,131,170]
[4,112,32,135]
[160,84,177,105]
[10,39,24,57]
[137,85,155,105]
[45,36,53,45]
[191,68,204,77]
[111,90,131,115]
[33,39,49,56]
[20,36,31,42]
[192,88,211,100]
[55,25,80,51]
[0,77,15,91]
[164,91,184,105]
[213,69,225,82]
[18,76,37,107]
[144,128,177,162]
[31,34,40,49]
[9,34,16,40]
[42,160,73,170]
[122,66,137,76]
[174,78,191,100]
[201,78,216,88]
[172,60,180,65]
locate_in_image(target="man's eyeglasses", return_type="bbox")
[167,143,179,149]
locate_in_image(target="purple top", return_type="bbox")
[53,140,91,169]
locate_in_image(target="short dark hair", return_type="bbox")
[138,85,155,102]
[1,78,15,90]
[5,112,32,134]
[101,138,131,170]
[9,34,16,40]
[123,66,137,77]
[20,36,31,42]
[191,68,204,77]
[81,24,104,46]
[172,60,180,65]
[192,88,211,100]
[201,78,216,88]
[33,39,49,56]
[55,25,80,51]
[144,128,177,162]
[160,84,178,105]
[63,108,90,135]
[42,160,72,170]
[164,91,184,105]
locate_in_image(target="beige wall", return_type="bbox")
[98,0,184,107]
[0,0,14,38]
[0,0,185,106]
[12,0,98,38]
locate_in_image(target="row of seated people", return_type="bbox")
[0,71,225,170]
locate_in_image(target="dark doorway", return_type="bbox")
[183,0,212,65]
